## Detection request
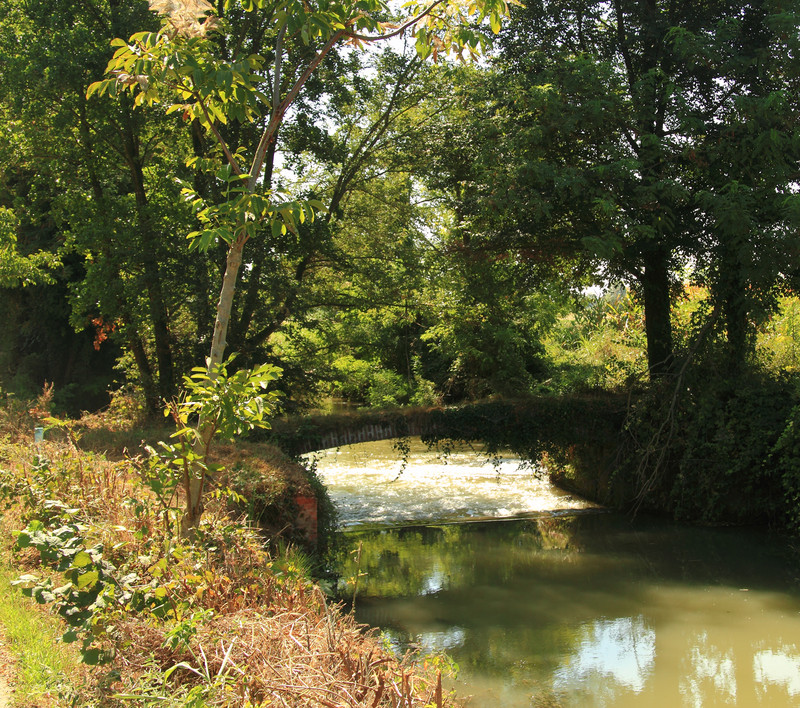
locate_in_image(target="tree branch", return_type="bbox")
[249,28,347,191]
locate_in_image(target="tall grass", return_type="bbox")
[0,397,459,707]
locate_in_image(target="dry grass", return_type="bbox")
[118,604,450,707]
[0,407,460,708]
[212,441,315,497]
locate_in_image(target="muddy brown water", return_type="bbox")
[311,439,800,707]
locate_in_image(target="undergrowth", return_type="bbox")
[0,399,459,707]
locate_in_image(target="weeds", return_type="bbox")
[0,399,460,707]
[0,563,83,705]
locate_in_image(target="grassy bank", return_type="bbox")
[0,560,84,705]
[0,403,457,707]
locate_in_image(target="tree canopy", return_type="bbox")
[1,0,799,413]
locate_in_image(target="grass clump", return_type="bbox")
[0,400,459,707]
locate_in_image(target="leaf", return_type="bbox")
[72,551,93,568]
[15,532,31,550]
[11,574,39,587]
[86,80,107,99]
[76,570,100,591]
[81,648,106,666]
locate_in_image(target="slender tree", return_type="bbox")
[91,0,513,531]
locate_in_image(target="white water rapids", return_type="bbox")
[307,437,596,527]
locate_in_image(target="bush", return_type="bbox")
[616,365,798,526]
[366,369,409,408]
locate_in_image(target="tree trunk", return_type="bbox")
[128,333,160,415]
[180,233,247,537]
[722,265,749,371]
[641,248,674,378]
[123,105,176,402]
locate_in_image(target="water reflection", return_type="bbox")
[681,633,737,706]
[337,516,800,707]
[554,616,655,695]
[754,647,800,698]
[318,441,800,706]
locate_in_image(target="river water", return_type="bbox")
[310,438,800,707]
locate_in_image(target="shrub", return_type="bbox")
[616,365,797,525]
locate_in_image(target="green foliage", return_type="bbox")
[0,441,318,672]
[179,359,282,440]
[615,367,798,525]
[13,516,118,665]
[143,357,282,532]
[770,400,800,534]
[757,296,800,375]
[543,289,647,392]
[181,176,325,252]
[0,207,59,287]
[79,0,514,421]
[328,367,405,409]
[436,0,800,378]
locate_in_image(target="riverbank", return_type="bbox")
[0,407,457,706]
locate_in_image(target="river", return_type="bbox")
[310,438,800,707]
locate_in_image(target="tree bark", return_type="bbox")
[722,262,749,370]
[123,105,176,402]
[641,247,674,378]
[128,332,160,414]
[180,232,247,537]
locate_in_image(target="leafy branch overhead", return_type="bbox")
[87,0,513,194]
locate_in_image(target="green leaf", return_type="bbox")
[11,574,39,587]
[72,551,93,568]
[76,570,100,591]
[81,648,105,665]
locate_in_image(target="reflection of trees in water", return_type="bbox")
[754,645,800,699]
[338,515,800,706]
[680,637,800,706]
[536,517,581,551]
[554,616,656,703]
[680,632,737,705]
[337,517,584,599]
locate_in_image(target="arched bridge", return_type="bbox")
[266,395,626,464]
[260,394,629,543]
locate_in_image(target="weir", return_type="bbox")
[265,394,628,546]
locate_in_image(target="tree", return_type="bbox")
[90,0,513,532]
[0,208,58,288]
[444,0,800,377]
[0,0,198,412]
